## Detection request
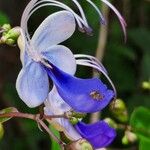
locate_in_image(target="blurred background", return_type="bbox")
[0,0,150,149]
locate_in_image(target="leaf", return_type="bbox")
[130,107,150,140]
[0,11,9,25]
[0,107,18,123]
[139,138,150,150]
[49,125,60,150]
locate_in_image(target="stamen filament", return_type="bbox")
[75,54,108,74]
[76,59,117,99]
[72,0,89,27]
[86,0,106,25]
[100,0,127,40]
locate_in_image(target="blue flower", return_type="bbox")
[16,10,77,107]
[44,87,116,149]
[16,0,125,112]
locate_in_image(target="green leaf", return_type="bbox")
[0,11,9,25]
[130,107,150,140]
[0,107,18,123]
[49,125,60,150]
[139,138,150,150]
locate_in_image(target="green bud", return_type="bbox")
[65,111,86,119]
[0,123,4,140]
[2,24,11,32]
[142,81,150,90]
[125,131,137,143]
[81,140,93,150]
[5,39,15,46]
[69,117,79,125]
[122,131,137,145]
[122,134,129,145]
[104,118,118,129]
[110,99,128,123]
[0,27,21,46]
[72,111,86,119]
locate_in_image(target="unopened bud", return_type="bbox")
[65,139,93,150]
[142,81,150,90]
[0,123,4,140]
[2,24,11,32]
[122,134,128,145]
[65,111,86,119]
[110,99,128,123]
[104,118,118,129]
[122,131,137,145]
[69,117,79,125]
[125,131,137,143]
[5,39,15,46]
[0,27,21,46]
[72,111,86,119]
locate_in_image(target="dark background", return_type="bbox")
[0,0,150,149]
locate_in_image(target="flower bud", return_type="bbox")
[125,131,137,143]
[122,134,129,145]
[69,117,79,125]
[142,81,150,90]
[5,39,15,46]
[0,123,4,140]
[104,118,118,129]
[2,24,11,33]
[122,131,137,145]
[110,99,128,123]
[0,27,21,46]
[65,139,93,150]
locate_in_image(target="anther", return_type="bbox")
[90,91,104,100]
[84,27,93,36]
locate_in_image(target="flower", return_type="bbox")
[44,86,116,149]
[16,10,77,107]
[16,0,125,112]
[15,0,126,148]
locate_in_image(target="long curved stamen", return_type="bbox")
[100,0,127,40]
[76,59,107,75]
[76,59,117,99]
[31,0,91,32]
[72,0,89,26]
[86,0,106,25]
[74,54,108,74]
[72,0,93,33]
[31,3,82,29]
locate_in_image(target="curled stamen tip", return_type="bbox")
[100,18,107,25]
[78,27,86,33]
[84,26,93,36]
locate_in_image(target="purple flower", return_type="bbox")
[44,87,116,149]
[16,0,121,112]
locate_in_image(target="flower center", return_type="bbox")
[90,91,104,101]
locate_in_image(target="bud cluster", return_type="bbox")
[0,24,20,46]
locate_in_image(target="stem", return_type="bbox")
[0,111,66,147]
[90,3,110,123]
[0,112,36,120]
[38,119,65,148]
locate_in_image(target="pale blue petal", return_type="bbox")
[44,87,81,140]
[17,30,31,67]
[42,45,76,75]
[31,10,76,51]
[16,62,49,107]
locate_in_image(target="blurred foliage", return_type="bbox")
[0,11,9,25]
[0,0,150,150]
[130,107,150,149]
